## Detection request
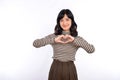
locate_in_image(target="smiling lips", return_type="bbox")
[63,25,69,28]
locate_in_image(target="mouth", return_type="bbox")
[63,25,69,28]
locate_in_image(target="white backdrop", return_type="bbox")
[0,0,120,80]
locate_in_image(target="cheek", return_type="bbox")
[60,22,64,28]
[69,22,72,28]
[60,22,62,26]
[68,20,72,26]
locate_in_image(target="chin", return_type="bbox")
[63,28,69,31]
[63,29,69,31]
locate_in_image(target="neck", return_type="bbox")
[64,30,70,32]
[62,30,70,35]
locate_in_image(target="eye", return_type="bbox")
[60,19,63,22]
[66,18,71,21]
[66,18,69,21]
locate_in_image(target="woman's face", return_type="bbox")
[60,14,72,31]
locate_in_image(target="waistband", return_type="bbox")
[53,59,73,63]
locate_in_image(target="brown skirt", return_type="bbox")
[48,59,78,80]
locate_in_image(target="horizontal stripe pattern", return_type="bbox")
[73,36,95,53]
[33,34,55,48]
[33,33,95,62]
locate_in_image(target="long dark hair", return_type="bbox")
[54,9,78,37]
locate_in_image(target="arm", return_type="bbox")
[73,36,95,53]
[33,34,55,48]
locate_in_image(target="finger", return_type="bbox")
[58,40,65,44]
[58,35,64,39]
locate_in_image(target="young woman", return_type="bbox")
[33,9,95,80]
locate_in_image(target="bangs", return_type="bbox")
[55,9,78,37]
[57,13,65,23]
[57,10,74,23]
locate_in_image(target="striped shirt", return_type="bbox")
[33,31,95,62]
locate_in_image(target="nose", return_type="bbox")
[63,21,67,25]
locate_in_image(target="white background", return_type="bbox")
[0,0,120,80]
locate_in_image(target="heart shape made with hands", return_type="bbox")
[61,35,70,42]
[56,35,74,44]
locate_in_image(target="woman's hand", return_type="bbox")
[55,35,74,44]
[64,34,74,43]
[55,35,65,43]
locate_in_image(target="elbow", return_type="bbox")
[33,39,40,48]
[33,42,38,48]
[33,43,39,48]
[88,48,95,53]
[88,45,95,54]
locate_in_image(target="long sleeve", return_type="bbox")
[73,36,95,53]
[33,34,55,48]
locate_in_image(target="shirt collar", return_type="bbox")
[62,31,70,35]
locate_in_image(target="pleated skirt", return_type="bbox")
[48,59,78,80]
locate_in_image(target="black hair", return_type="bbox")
[54,9,78,37]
